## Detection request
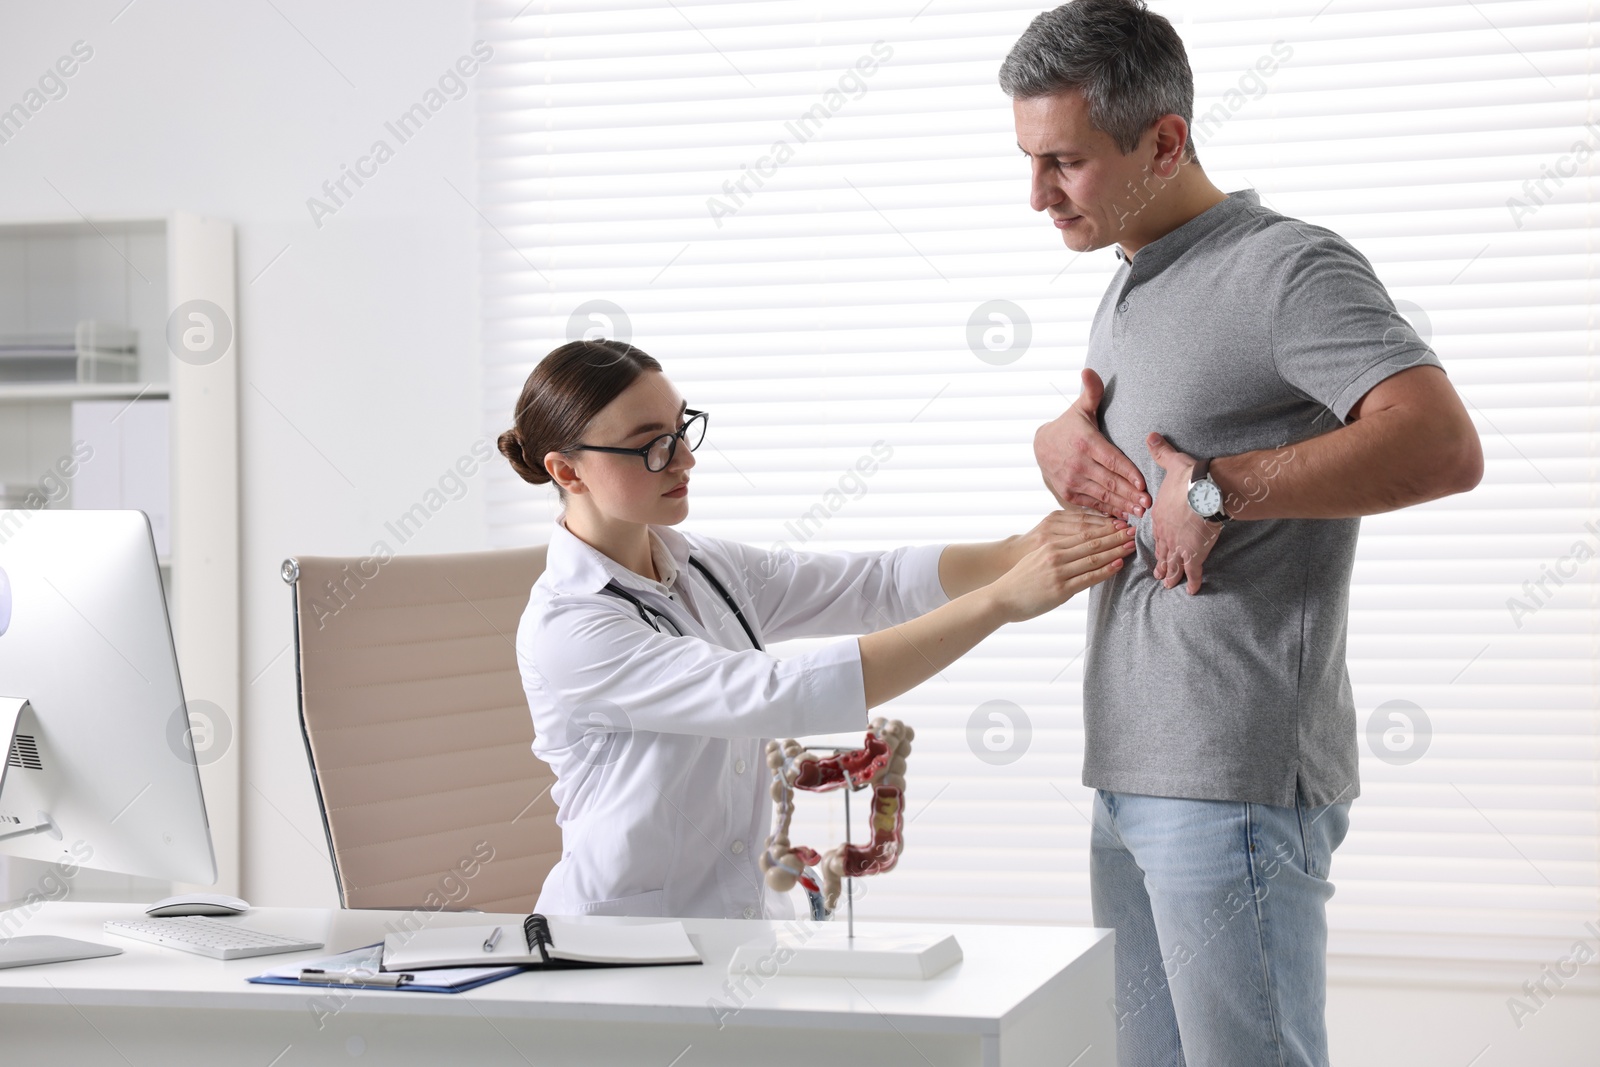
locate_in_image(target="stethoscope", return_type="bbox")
[602,556,763,652]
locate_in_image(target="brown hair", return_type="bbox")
[498,338,662,492]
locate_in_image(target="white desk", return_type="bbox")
[0,902,1115,1066]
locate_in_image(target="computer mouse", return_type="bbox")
[144,892,251,917]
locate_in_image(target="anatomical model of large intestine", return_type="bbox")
[759,717,913,921]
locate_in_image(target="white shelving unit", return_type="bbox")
[0,214,240,903]
[0,322,140,384]
[0,382,171,402]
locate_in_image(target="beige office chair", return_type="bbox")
[282,546,559,912]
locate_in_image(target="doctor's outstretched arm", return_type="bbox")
[858,523,1135,708]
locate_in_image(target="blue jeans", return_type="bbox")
[1090,788,1351,1067]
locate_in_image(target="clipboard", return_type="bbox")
[247,943,522,994]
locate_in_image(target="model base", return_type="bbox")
[728,927,962,980]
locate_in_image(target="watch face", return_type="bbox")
[1188,479,1223,518]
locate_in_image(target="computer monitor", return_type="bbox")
[0,509,216,887]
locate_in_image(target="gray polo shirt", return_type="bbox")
[1081,189,1440,808]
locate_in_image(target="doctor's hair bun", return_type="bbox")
[500,338,663,491]
[497,428,549,485]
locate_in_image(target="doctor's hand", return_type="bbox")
[1015,508,1129,562]
[988,525,1136,623]
[1034,369,1152,520]
[1146,433,1222,595]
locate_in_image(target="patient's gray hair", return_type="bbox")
[999,0,1198,163]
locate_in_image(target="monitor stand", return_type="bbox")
[1,695,118,967]
[0,936,122,970]
[0,697,56,842]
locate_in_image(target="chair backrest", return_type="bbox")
[282,545,557,912]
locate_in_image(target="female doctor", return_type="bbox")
[500,339,1136,920]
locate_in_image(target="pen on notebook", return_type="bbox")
[483,926,503,953]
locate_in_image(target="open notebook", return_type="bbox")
[381,915,702,972]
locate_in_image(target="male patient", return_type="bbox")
[1000,3,1483,1065]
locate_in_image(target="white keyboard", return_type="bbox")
[103,916,323,960]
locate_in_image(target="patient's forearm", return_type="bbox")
[1211,366,1482,520]
[936,539,1022,599]
[1212,406,1478,520]
[858,589,1006,709]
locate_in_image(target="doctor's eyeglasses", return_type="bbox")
[570,409,707,472]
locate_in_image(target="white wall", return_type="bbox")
[0,0,487,906]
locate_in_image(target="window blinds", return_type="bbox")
[476,0,1599,982]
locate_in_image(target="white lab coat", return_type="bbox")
[515,517,948,920]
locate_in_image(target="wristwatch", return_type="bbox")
[1186,458,1231,523]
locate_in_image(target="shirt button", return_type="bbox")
[731,840,745,855]
[1118,300,1130,313]
[734,759,747,775]
[742,905,756,919]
